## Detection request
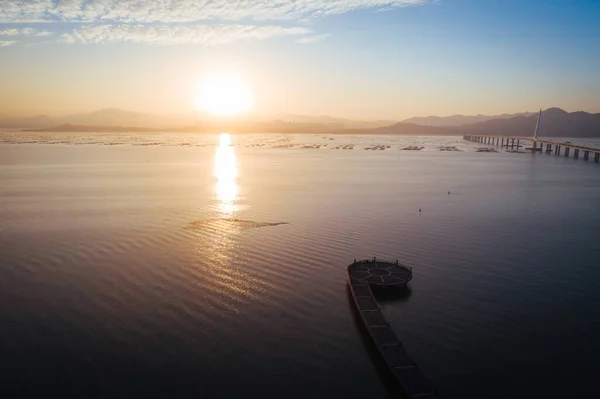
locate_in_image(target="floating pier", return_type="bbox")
[347,258,437,398]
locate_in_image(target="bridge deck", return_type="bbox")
[463,135,600,153]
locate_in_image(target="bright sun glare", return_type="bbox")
[195,75,254,116]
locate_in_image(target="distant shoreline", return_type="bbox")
[5,107,600,138]
[21,124,462,135]
[13,127,600,139]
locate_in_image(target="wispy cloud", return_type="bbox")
[296,33,330,44]
[59,24,311,46]
[0,40,16,46]
[21,27,54,37]
[0,28,19,36]
[1,0,431,23]
[0,27,53,36]
[0,0,431,47]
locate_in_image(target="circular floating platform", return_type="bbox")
[348,258,413,286]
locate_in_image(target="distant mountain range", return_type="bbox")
[355,108,600,138]
[400,112,536,127]
[458,108,600,138]
[4,107,600,138]
[0,109,196,129]
[274,114,396,129]
[0,109,393,130]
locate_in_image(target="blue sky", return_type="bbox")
[0,0,599,119]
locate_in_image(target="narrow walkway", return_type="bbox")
[348,259,437,398]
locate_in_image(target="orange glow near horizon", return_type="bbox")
[214,133,239,216]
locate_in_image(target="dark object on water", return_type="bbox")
[419,208,421,212]
[448,191,450,195]
[347,258,437,398]
[348,257,412,286]
[185,218,288,232]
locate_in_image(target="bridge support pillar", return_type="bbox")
[511,139,515,149]
[517,140,521,150]
[584,151,589,161]
[501,138,504,147]
[556,146,561,155]
[565,148,570,157]
[574,149,579,159]
[595,153,600,163]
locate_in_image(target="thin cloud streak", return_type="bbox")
[296,33,330,44]
[0,27,53,36]
[1,0,432,23]
[20,27,54,36]
[0,40,16,46]
[0,28,19,35]
[59,24,311,46]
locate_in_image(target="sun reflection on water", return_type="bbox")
[214,133,239,216]
[188,132,264,313]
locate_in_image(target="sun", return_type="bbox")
[194,74,254,116]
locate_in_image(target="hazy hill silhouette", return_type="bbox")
[6,107,600,138]
[275,114,395,129]
[402,112,535,127]
[2,109,390,130]
[456,108,600,138]
[352,122,448,135]
[54,109,193,129]
[1,109,195,129]
[0,114,54,128]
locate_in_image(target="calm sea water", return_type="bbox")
[1,132,599,398]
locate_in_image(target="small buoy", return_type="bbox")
[419,208,422,212]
